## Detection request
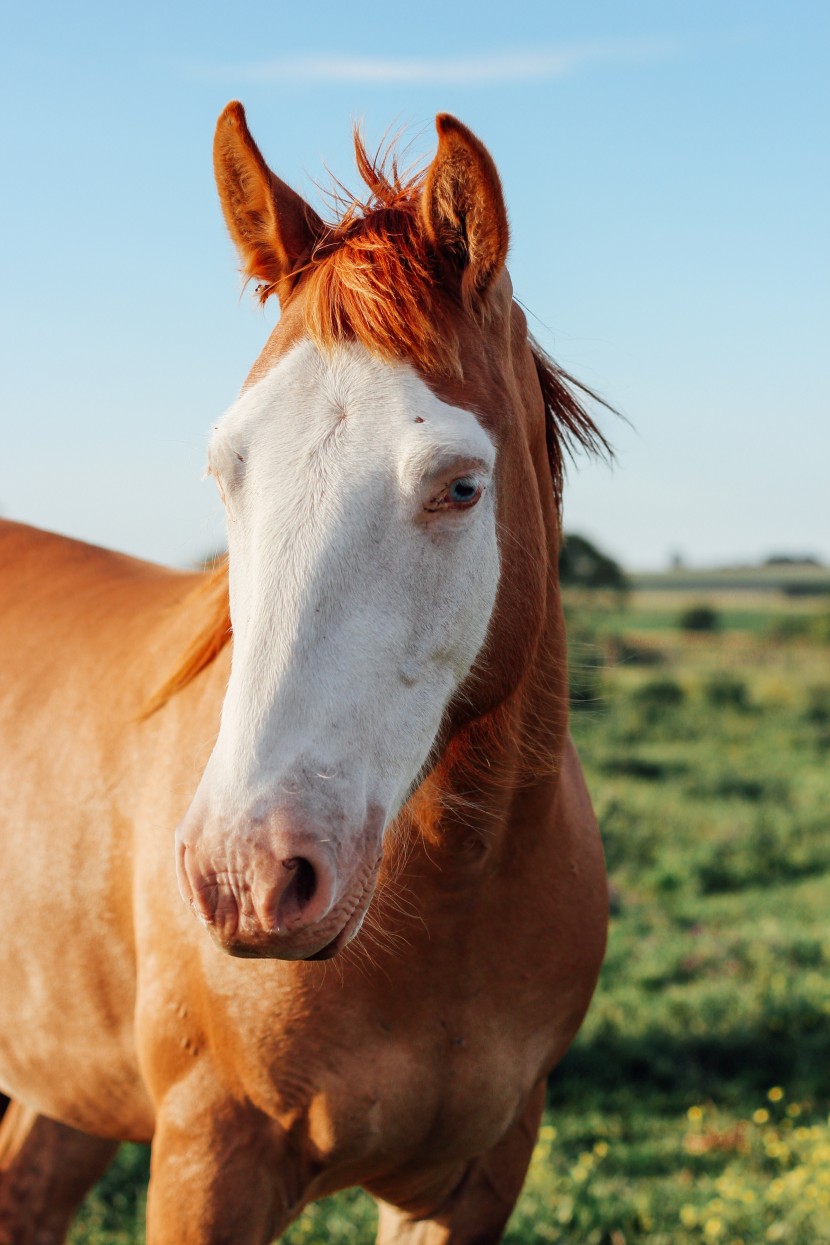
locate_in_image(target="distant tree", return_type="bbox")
[704,673,750,710]
[765,554,822,567]
[558,533,628,594]
[679,604,720,633]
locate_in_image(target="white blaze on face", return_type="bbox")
[203,338,499,847]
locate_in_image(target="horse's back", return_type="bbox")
[1,516,190,661]
[0,521,203,1137]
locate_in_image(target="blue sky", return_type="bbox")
[2,1,827,569]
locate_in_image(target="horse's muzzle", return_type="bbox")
[174,811,382,959]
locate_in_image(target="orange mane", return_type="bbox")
[142,561,231,718]
[145,133,610,715]
[258,133,463,379]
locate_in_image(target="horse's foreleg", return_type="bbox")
[0,1099,119,1245]
[372,1080,546,1245]
[146,1094,295,1245]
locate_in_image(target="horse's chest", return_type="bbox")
[286,980,553,1177]
[214,858,602,1185]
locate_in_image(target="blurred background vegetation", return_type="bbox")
[71,538,830,1245]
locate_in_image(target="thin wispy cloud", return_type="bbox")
[194,38,679,87]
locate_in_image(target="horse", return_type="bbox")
[0,103,608,1244]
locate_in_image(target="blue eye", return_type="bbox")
[447,478,480,505]
[424,475,485,514]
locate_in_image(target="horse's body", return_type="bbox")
[0,106,607,1244]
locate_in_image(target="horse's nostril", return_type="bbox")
[282,856,317,911]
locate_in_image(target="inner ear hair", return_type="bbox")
[421,114,509,306]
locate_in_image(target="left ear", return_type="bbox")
[213,101,324,304]
[420,114,509,305]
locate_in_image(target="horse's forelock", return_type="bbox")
[297,130,463,379]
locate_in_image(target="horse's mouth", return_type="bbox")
[304,875,373,960]
[222,864,376,961]
[306,931,346,961]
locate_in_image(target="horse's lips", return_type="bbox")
[306,933,344,961]
[221,924,345,961]
[217,860,378,961]
[307,896,370,961]
[303,872,374,960]
[223,911,360,961]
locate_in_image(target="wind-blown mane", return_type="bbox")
[145,135,610,716]
[530,339,612,512]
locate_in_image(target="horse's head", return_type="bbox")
[176,103,594,959]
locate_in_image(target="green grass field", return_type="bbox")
[70,593,830,1244]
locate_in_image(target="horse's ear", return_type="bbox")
[213,102,324,303]
[421,114,509,305]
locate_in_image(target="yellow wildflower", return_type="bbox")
[767,1086,784,1102]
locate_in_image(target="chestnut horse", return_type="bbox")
[0,105,608,1244]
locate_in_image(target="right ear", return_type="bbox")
[213,102,324,304]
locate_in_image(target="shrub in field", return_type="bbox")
[703,673,751,711]
[808,610,830,643]
[766,614,811,642]
[768,607,830,643]
[695,809,830,893]
[679,604,720,632]
[688,770,788,803]
[632,677,685,709]
[601,754,688,782]
[594,796,659,874]
[629,682,686,727]
[803,684,830,725]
